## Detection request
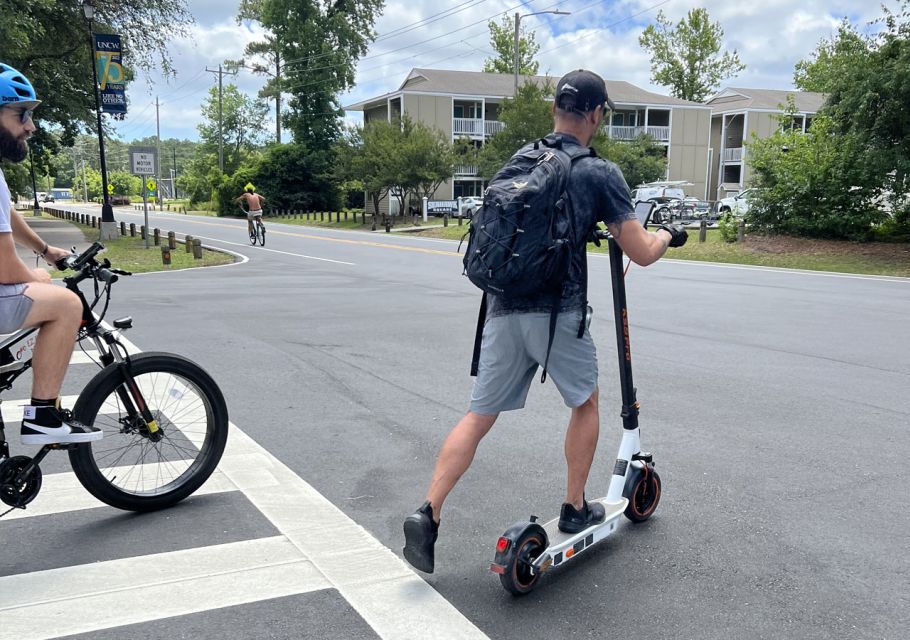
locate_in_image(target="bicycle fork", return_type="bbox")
[94,331,162,442]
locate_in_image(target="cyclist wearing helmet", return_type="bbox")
[0,63,101,444]
[234,183,266,237]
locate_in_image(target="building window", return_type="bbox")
[648,110,670,127]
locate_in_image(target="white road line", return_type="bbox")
[0,467,237,520]
[189,234,356,265]
[0,537,329,640]
[2,329,489,639]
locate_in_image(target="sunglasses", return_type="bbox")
[2,105,34,124]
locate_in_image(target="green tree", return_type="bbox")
[197,84,269,174]
[352,119,405,227]
[639,8,745,102]
[482,15,540,76]
[746,116,885,239]
[792,1,910,231]
[247,143,340,213]
[477,80,554,177]
[240,0,382,147]
[793,20,870,94]
[0,0,192,145]
[591,134,667,190]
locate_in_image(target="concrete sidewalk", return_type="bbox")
[14,209,90,265]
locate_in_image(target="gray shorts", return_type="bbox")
[470,311,598,415]
[247,209,263,221]
[0,284,33,334]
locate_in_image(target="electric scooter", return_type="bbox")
[490,202,662,595]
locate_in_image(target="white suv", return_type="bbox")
[718,189,753,216]
[459,196,482,218]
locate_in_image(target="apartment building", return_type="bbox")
[707,87,826,199]
[345,68,712,215]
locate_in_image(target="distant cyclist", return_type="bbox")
[234,184,266,236]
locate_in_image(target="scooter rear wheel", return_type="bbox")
[500,528,546,595]
[624,467,662,523]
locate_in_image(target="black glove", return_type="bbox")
[657,224,688,248]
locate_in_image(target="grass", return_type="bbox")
[404,222,910,278]
[45,214,234,276]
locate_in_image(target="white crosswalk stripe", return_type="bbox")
[0,339,489,640]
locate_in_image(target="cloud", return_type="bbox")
[113,0,901,142]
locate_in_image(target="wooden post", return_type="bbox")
[443,214,449,227]
[168,231,176,249]
[140,225,146,240]
[737,218,745,242]
[699,218,707,243]
[161,245,171,265]
[185,235,193,252]
[153,228,161,246]
[120,221,126,236]
[129,223,136,237]
[320,211,324,222]
[192,238,203,259]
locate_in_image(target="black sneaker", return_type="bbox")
[558,498,606,534]
[21,405,102,445]
[403,501,439,573]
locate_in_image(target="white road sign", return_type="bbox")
[128,146,158,176]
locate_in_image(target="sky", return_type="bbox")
[112,0,892,143]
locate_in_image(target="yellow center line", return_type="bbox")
[131,214,462,257]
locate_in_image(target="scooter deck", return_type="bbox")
[533,497,627,571]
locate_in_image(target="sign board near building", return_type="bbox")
[128,146,157,176]
[93,34,127,115]
[426,200,458,214]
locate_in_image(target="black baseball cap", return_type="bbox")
[555,69,615,113]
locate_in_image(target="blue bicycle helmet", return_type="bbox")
[0,63,40,109]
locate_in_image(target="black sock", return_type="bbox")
[31,398,57,408]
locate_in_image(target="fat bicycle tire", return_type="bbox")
[69,352,228,512]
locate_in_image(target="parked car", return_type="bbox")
[679,197,712,219]
[110,195,131,206]
[40,194,55,203]
[631,181,689,204]
[459,196,482,218]
[718,189,754,216]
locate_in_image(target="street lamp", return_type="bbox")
[514,10,571,93]
[82,0,115,232]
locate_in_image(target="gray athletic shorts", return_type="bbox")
[470,311,598,415]
[0,284,33,334]
[247,209,263,221]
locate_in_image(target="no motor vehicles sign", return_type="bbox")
[128,146,158,176]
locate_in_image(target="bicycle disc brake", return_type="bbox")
[0,455,43,509]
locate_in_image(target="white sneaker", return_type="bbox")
[20,405,103,445]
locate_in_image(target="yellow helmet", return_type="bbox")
[244,183,255,192]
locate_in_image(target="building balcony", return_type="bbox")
[722,147,744,163]
[608,125,670,143]
[453,118,505,137]
[455,165,479,176]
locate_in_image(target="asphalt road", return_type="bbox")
[3,204,908,639]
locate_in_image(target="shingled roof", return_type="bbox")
[345,68,707,110]
[707,87,827,114]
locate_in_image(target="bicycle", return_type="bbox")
[0,242,229,517]
[248,213,266,246]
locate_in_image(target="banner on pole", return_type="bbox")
[93,34,127,115]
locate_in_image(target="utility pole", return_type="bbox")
[155,96,162,209]
[275,51,281,144]
[172,146,178,199]
[82,160,88,202]
[205,64,237,172]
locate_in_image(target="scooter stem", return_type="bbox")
[607,237,639,431]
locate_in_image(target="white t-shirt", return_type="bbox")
[0,167,12,233]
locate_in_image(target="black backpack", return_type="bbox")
[461,135,596,381]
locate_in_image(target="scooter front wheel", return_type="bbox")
[500,528,547,595]
[624,467,662,522]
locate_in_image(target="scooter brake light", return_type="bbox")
[496,537,510,553]
[490,563,506,575]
